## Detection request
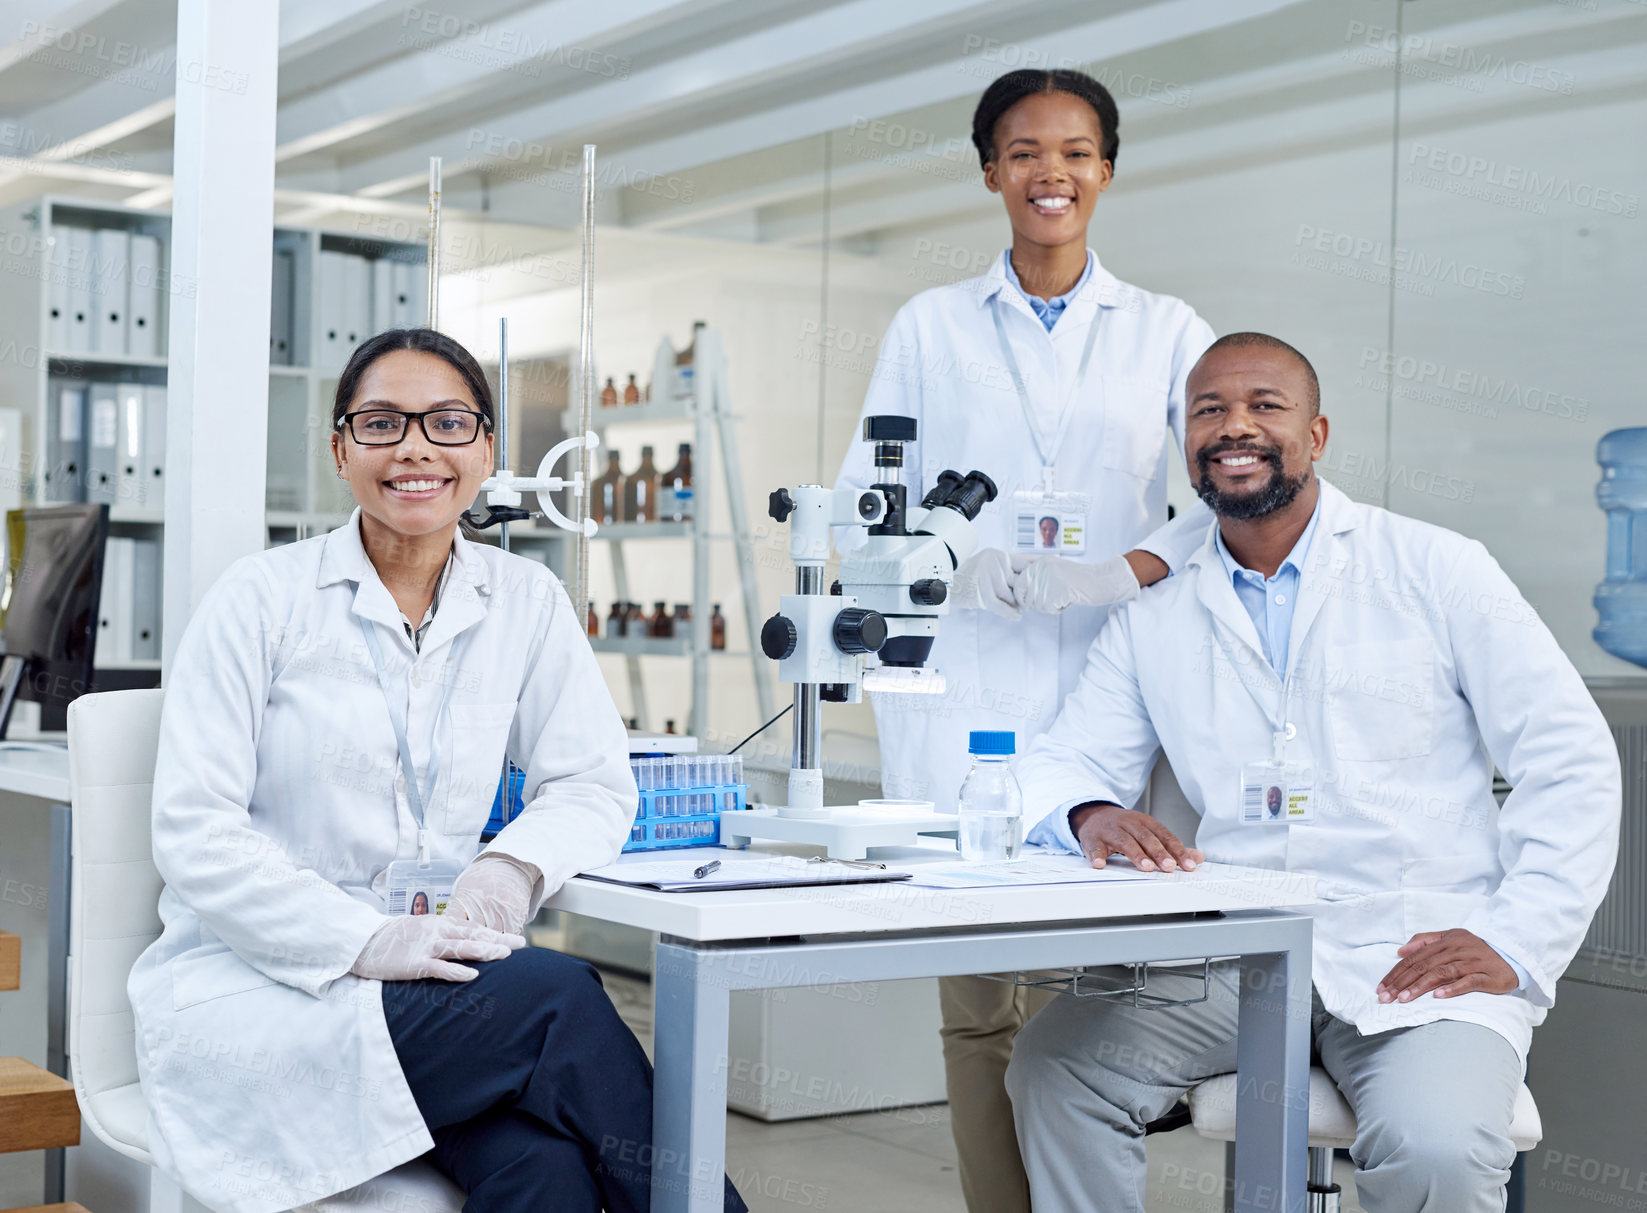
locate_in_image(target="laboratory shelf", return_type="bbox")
[591,636,692,657]
[564,397,694,429]
[594,521,691,540]
[45,350,170,370]
[108,507,164,525]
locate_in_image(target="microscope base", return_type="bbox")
[721,805,960,860]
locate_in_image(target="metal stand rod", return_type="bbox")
[497,316,510,552]
[1307,1145,1341,1213]
[572,144,597,619]
[791,564,823,774]
[426,157,441,330]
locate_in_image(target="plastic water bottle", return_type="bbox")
[1596,427,1647,668]
[958,731,1024,862]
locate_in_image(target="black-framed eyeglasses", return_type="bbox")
[336,409,492,446]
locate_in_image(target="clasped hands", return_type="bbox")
[1072,804,1517,1001]
[352,854,538,984]
[951,548,1166,619]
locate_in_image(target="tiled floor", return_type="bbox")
[599,967,1367,1213]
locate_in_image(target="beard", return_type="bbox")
[1193,442,1310,520]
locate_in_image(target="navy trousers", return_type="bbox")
[383,946,747,1213]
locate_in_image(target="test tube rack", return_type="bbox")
[624,754,747,852]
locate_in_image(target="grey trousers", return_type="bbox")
[1005,962,1524,1213]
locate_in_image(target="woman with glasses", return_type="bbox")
[129,328,746,1213]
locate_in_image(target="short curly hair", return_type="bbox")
[971,68,1120,171]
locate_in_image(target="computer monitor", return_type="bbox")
[0,504,109,736]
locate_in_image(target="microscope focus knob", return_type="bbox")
[909,578,947,606]
[761,614,798,660]
[832,608,888,655]
[768,488,795,523]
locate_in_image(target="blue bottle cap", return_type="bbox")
[968,730,1015,756]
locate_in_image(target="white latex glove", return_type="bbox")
[447,854,539,936]
[351,915,525,983]
[950,548,1021,620]
[1010,553,1140,615]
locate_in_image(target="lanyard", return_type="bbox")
[359,616,467,865]
[1210,618,1298,765]
[989,290,1103,493]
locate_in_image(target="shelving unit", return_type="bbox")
[0,194,430,662]
[511,326,774,737]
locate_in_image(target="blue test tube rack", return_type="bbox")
[622,754,748,853]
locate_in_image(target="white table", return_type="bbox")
[0,744,72,1205]
[548,846,1317,1213]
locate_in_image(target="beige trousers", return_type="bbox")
[937,974,1057,1213]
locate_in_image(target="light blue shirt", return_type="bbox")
[1213,500,1321,677]
[1002,250,1093,331]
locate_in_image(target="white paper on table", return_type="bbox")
[901,851,1162,889]
[580,852,913,892]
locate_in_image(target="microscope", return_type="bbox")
[759,415,996,819]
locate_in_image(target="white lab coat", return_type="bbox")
[127,511,637,1213]
[1020,480,1621,1061]
[834,251,1213,808]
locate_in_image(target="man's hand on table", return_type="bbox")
[1070,802,1203,873]
[1376,929,1518,1003]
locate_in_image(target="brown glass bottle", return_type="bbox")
[661,442,693,522]
[606,602,624,638]
[623,373,640,405]
[710,603,726,651]
[600,376,618,408]
[624,445,659,523]
[593,451,625,525]
[586,602,599,637]
[649,601,671,638]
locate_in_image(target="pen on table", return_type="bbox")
[693,859,722,880]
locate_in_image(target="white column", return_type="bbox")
[163,0,278,669]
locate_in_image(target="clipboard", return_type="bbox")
[579,855,913,894]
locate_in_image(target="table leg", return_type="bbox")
[1234,929,1312,1213]
[652,940,731,1213]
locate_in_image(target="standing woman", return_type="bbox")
[835,70,1213,1212]
[128,329,745,1213]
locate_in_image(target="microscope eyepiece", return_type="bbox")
[929,469,998,521]
[920,470,963,509]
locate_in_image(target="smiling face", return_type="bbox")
[983,90,1112,279]
[1184,344,1328,521]
[331,348,495,540]
[1039,516,1059,547]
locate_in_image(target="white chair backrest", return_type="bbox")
[67,687,165,1160]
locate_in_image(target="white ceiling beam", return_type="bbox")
[0,0,130,77]
[331,0,1017,197]
[278,0,417,59]
[274,0,698,163]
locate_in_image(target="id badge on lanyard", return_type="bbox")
[990,291,1100,558]
[1011,485,1091,555]
[359,617,476,913]
[1237,722,1316,826]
